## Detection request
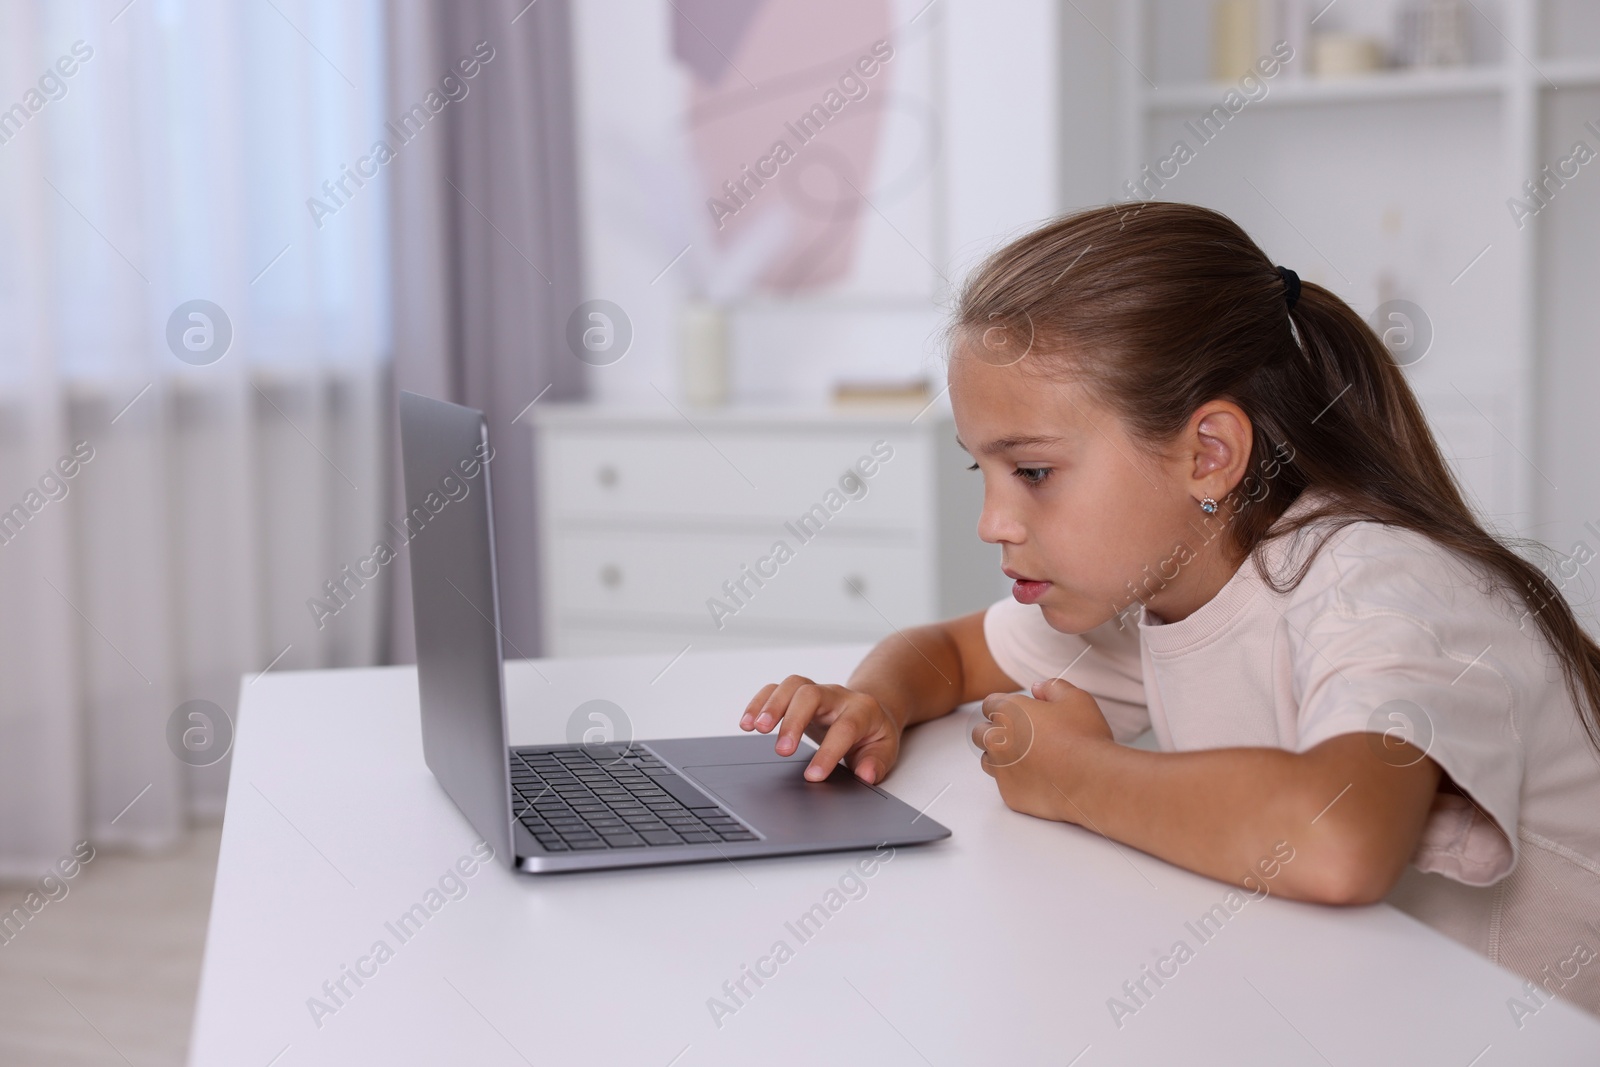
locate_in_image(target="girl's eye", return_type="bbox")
[964,462,1051,486]
[1014,466,1051,486]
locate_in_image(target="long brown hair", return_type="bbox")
[954,201,1600,753]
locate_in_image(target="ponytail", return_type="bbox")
[955,202,1600,754]
[1273,280,1600,753]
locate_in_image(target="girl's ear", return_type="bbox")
[1188,400,1253,497]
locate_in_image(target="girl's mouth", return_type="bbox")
[1012,579,1050,604]
[1004,568,1051,604]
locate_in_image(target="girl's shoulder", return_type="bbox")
[1259,498,1519,630]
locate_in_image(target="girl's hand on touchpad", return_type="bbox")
[739,675,902,785]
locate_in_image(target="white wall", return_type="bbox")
[1535,84,1600,629]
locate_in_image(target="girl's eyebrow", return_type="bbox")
[955,434,1065,457]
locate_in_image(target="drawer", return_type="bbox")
[540,427,932,529]
[546,529,934,633]
[546,622,871,658]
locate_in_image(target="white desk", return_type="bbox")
[190,644,1600,1065]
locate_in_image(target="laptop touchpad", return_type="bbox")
[683,761,892,843]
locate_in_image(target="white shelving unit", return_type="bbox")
[1111,0,1600,558]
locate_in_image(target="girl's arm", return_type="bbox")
[981,679,1443,905]
[741,609,1018,782]
[847,609,1019,729]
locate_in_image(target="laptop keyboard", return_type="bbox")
[511,744,759,852]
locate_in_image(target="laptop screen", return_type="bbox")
[397,391,514,867]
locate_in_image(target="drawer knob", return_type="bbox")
[844,575,867,598]
[599,564,622,588]
[596,464,619,488]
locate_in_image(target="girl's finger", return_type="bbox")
[740,683,779,728]
[1031,677,1080,700]
[750,674,814,731]
[803,709,866,782]
[844,732,896,785]
[975,726,1001,777]
[981,690,1035,721]
[772,684,830,756]
[976,697,1036,769]
[972,716,997,752]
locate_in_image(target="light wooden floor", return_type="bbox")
[0,822,222,1066]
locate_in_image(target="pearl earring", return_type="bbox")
[1199,496,1218,514]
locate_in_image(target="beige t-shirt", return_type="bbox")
[983,489,1600,1016]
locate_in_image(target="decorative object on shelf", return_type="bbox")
[830,377,933,409]
[679,298,729,406]
[1212,0,1312,82]
[1395,0,1469,68]
[1211,0,1261,82]
[1312,32,1386,77]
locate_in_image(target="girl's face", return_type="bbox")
[949,343,1246,633]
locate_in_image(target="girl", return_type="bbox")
[738,203,1600,1017]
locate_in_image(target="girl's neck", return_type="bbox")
[1142,533,1249,624]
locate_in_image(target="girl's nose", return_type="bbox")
[977,494,1024,545]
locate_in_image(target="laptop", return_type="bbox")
[398,390,952,873]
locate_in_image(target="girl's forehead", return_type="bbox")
[950,326,1041,371]
[949,345,1088,404]
[949,355,1101,446]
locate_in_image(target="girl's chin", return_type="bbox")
[1038,600,1098,635]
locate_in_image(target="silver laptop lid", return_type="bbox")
[397,391,514,868]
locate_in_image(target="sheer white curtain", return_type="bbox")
[0,0,390,875]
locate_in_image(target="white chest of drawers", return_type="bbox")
[531,404,1007,657]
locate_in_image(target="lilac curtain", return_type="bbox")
[384,0,588,662]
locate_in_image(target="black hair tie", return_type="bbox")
[1276,265,1301,311]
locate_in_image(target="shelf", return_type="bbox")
[1117,0,1592,532]
[1143,65,1507,111]
[1539,56,1600,88]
